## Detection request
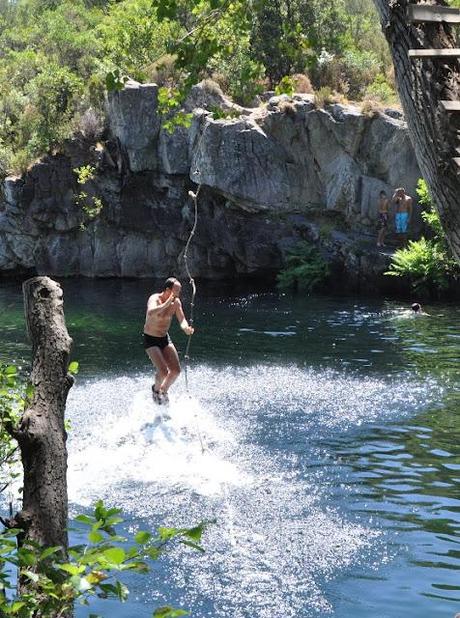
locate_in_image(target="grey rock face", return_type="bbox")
[107,81,161,172]
[1,82,422,292]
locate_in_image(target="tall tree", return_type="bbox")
[372,0,460,261]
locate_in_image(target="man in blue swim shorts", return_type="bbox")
[392,187,413,245]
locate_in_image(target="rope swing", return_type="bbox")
[182,184,201,394]
[182,184,205,455]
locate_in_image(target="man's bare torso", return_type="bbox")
[395,195,412,213]
[378,197,389,213]
[144,293,177,336]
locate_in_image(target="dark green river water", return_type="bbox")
[0,279,459,617]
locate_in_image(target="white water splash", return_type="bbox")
[66,364,438,617]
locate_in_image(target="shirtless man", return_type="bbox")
[392,187,413,246]
[143,277,194,405]
[376,190,390,247]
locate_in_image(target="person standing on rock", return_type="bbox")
[143,277,194,405]
[376,190,390,247]
[392,187,413,246]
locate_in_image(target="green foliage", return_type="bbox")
[0,364,28,494]
[0,500,206,616]
[0,0,396,164]
[364,74,396,104]
[73,164,104,221]
[277,241,329,293]
[275,76,295,97]
[385,238,457,296]
[74,164,96,185]
[386,179,460,296]
[315,86,334,108]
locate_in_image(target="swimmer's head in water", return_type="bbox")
[411,303,421,313]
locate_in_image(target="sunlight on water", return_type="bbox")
[66,363,440,617]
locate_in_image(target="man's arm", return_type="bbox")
[146,293,174,317]
[408,197,413,220]
[175,299,194,335]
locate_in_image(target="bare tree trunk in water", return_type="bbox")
[373,0,460,260]
[9,277,73,598]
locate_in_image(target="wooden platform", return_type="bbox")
[441,100,460,112]
[409,48,460,58]
[408,3,460,24]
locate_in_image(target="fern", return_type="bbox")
[277,242,329,293]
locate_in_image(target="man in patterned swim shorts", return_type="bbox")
[392,187,413,246]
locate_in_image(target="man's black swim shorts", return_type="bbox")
[143,333,171,350]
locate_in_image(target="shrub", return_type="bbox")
[314,49,381,100]
[277,241,329,293]
[360,97,382,117]
[275,75,295,96]
[292,73,313,94]
[74,107,105,141]
[364,74,397,104]
[146,53,184,88]
[210,45,265,106]
[314,86,334,108]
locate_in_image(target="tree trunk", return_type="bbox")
[373,0,460,261]
[11,277,73,554]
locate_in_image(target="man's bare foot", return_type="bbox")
[161,391,169,405]
[152,385,163,405]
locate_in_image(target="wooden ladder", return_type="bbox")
[407,3,460,170]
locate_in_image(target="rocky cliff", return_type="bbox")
[0,81,422,292]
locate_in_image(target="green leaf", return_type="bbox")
[153,607,189,617]
[59,563,86,575]
[40,546,62,560]
[22,570,39,583]
[180,539,205,553]
[18,549,36,566]
[183,524,204,542]
[68,361,79,375]
[103,547,126,565]
[135,531,151,544]
[5,366,17,376]
[158,527,180,541]
[88,530,104,543]
[75,514,95,526]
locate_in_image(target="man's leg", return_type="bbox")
[146,347,169,393]
[160,343,181,394]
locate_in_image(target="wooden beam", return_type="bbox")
[453,157,460,169]
[408,3,460,24]
[455,147,460,156]
[409,48,460,58]
[441,100,460,112]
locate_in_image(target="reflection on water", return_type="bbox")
[0,280,459,617]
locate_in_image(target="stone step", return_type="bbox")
[441,100,460,112]
[409,48,460,58]
[408,3,460,24]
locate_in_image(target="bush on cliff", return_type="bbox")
[277,241,330,294]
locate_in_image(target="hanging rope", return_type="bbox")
[182,184,205,454]
[182,184,201,393]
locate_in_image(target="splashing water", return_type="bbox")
[66,363,439,617]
